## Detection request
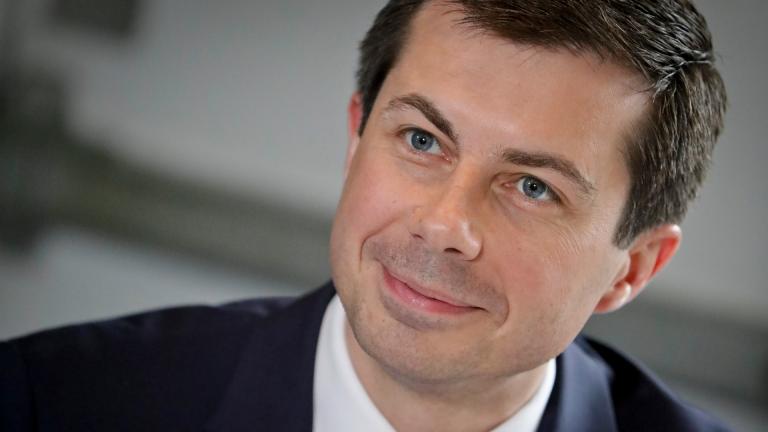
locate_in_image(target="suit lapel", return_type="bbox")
[204,282,335,432]
[537,338,618,432]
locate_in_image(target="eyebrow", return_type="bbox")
[502,149,596,196]
[385,93,459,144]
[384,92,595,197]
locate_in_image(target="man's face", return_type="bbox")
[330,3,648,383]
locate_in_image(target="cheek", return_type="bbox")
[486,222,616,346]
[331,149,413,270]
[341,158,407,235]
[486,219,589,297]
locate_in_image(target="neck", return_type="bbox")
[345,322,548,432]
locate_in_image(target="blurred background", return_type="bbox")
[0,0,765,429]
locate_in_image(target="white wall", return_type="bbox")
[2,0,766,335]
[651,0,768,326]
[17,0,381,213]
[0,227,305,340]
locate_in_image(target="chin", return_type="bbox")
[349,313,456,384]
[346,297,491,384]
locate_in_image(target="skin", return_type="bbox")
[329,2,681,431]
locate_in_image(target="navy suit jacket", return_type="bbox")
[1,281,729,431]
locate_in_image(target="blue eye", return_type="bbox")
[405,129,441,154]
[516,176,553,201]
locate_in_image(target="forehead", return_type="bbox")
[375,2,649,191]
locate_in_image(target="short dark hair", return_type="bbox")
[356,0,727,248]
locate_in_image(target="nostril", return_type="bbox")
[444,247,461,254]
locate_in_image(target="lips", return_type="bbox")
[382,266,480,315]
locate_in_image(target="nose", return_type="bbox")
[408,182,483,261]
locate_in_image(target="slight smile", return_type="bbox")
[381,265,482,316]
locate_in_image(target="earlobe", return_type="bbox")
[344,93,364,178]
[594,224,682,314]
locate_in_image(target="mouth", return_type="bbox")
[381,265,481,316]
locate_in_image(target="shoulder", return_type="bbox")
[573,336,731,431]
[0,292,312,431]
[6,295,296,365]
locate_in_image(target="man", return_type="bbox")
[0,1,728,431]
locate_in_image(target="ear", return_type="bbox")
[344,93,364,178]
[594,224,682,314]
